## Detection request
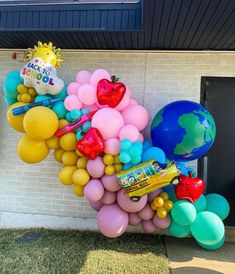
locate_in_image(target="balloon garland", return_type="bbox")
[3,42,230,250]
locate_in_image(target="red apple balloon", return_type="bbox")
[77,127,104,160]
[174,174,205,203]
[97,76,126,108]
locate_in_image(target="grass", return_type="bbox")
[0,230,169,274]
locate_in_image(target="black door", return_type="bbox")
[199,77,235,226]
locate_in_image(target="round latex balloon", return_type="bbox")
[205,193,230,220]
[101,174,121,192]
[101,191,116,205]
[119,125,139,142]
[17,134,50,163]
[153,215,171,229]
[122,105,149,130]
[104,138,120,155]
[91,108,124,140]
[97,203,128,238]
[197,235,225,250]
[76,70,91,85]
[117,189,147,213]
[168,220,191,238]
[84,179,104,202]
[190,211,225,245]
[23,106,58,140]
[59,166,77,185]
[171,201,197,226]
[90,69,111,86]
[90,200,104,212]
[142,220,157,233]
[142,147,166,164]
[87,157,105,178]
[77,84,97,105]
[7,102,28,132]
[193,194,207,212]
[138,204,154,221]
[64,95,82,111]
[61,151,78,166]
[60,133,77,151]
[67,82,80,95]
[129,213,142,225]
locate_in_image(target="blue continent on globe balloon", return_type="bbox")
[151,101,216,162]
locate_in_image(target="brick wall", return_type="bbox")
[0,50,235,228]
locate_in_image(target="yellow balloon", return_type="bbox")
[76,148,85,157]
[62,151,78,166]
[154,197,164,208]
[77,157,88,169]
[54,148,64,162]
[151,201,158,211]
[60,132,76,151]
[74,185,84,197]
[72,169,90,186]
[58,119,69,129]
[7,102,28,133]
[28,88,37,96]
[114,155,121,164]
[46,136,61,149]
[23,106,58,140]
[17,134,50,163]
[157,207,168,219]
[103,154,114,165]
[114,164,123,173]
[105,165,115,176]
[164,200,174,211]
[17,84,28,94]
[21,93,32,103]
[59,166,77,185]
[159,192,169,201]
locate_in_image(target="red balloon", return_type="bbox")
[174,174,205,203]
[77,127,104,160]
[97,78,126,108]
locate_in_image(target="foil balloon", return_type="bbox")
[77,127,104,160]
[117,160,181,201]
[20,41,64,95]
[97,76,126,108]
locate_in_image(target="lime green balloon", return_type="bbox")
[193,194,207,212]
[206,194,230,220]
[4,79,19,98]
[197,235,225,250]
[52,101,67,119]
[190,211,225,245]
[168,220,190,238]
[171,200,197,226]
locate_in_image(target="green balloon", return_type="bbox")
[4,95,17,106]
[4,79,19,98]
[206,194,230,220]
[193,194,207,212]
[53,84,67,100]
[168,220,190,238]
[167,189,178,203]
[190,211,225,245]
[171,200,197,226]
[197,235,225,250]
[52,102,67,119]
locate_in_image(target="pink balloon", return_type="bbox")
[84,179,104,202]
[104,138,120,155]
[90,200,104,211]
[64,95,82,111]
[96,101,108,109]
[142,220,157,233]
[115,92,130,111]
[153,215,171,229]
[117,189,147,213]
[137,132,144,143]
[138,204,154,221]
[91,108,124,140]
[148,189,162,203]
[76,70,91,85]
[87,157,105,178]
[129,99,138,106]
[67,82,80,95]
[119,124,139,142]
[122,105,149,130]
[129,213,142,226]
[90,69,111,86]
[97,204,129,238]
[82,104,98,112]
[101,174,121,192]
[101,191,116,205]
[77,84,97,105]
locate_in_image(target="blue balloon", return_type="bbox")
[205,194,230,220]
[143,140,152,151]
[142,147,166,164]
[81,108,90,115]
[168,220,191,238]
[176,162,188,175]
[123,162,134,170]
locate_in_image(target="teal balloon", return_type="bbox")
[197,235,225,250]
[70,109,81,120]
[35,94,52,102]
[53,84,67,100]
[119,152,131,164]
[7,71,22,83]
[190,211,225,245]
[167,189,178,203]
[76,131,84,141]
[4,79,19,98]
[168,220,191,238]
[82,121,91,133]
[52,102,67,119]
[131,155,142,165]
[120,139,132,151]
[193,194,207,212]
[205,194,230,220]
[4,95,17,106]
[81,108,90,115]
[66,112,73,122]
[129,145,141,158]
[171,200,197,226]
[142,147,166,164]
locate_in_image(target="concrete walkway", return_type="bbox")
[165,237,235,274]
